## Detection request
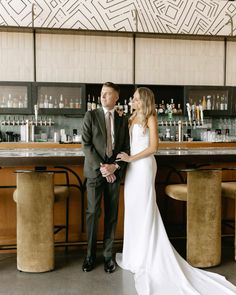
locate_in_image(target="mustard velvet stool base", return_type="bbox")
[221,181,236,260]
[187,170,222,268]
[13,172,55,273]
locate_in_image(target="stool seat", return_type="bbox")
[221,182,236,199]
[54,186,70,202]
[13,185,70,203]
[165,184,187,201]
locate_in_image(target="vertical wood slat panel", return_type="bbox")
[135,38,225,86]
[226,41,236,86]
[36,33,133,84]
[0,32,34,81]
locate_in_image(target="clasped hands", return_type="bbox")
[100,163,117,183]
[100,152,130,183]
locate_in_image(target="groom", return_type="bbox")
[82,82,130,273]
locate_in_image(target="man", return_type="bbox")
[82,82,130,273]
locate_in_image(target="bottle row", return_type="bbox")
[86,94,131,115]
[0,94,28,108]
[188,94,228,111]
[38,94,82,109]
[86,95,183,118]
[0,82,236,117]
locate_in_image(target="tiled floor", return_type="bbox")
[0,238,235,295]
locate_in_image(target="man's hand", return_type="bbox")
[106,173,116,183]
[100,163,117,177]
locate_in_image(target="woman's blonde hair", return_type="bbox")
[130,87,156,128]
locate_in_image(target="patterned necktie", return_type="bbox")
[105,111,113,158]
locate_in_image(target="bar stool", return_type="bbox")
[13,171,55,272]
[165,169,222,268]
[221,181,236,260]
[165,184,187,202]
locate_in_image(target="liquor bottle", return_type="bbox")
[7,94,13,108]
[177,103,182,115]
[23,94,28,108]
[170,98,177,113]
[166,104,173,120]
[123,99,129,114]
[54,97,59,108]
[202,96,206,110]
[206,95,211,110]
[117,102,123,113]
[91,96,96,110]
[44,94,49,108]
[18,96,24,108]
[97,96,101,109]
[75,97,80,108]
[69,98,74,108]
[48,96,54,108]
[129,97,133,114]
[220,95,225,111]
[216,94,220,110]
[224,95,228,110]
[59,94,64,108]
[64,97,69,108]
[87,94,92,111]
[39,95,44,108]
[158,103,164,114]
[0,96,6,108]
[161,100,166,112]
[212,95,216,110]
[12,97,19,108]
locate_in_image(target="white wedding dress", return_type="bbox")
[116,124,236,295]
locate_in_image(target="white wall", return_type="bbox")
[36,33,133,84]
[135,38,225,86]
[0,32,34,81]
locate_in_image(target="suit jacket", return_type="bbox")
[82,108,130,179]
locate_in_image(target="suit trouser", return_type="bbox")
[86,175,121,259]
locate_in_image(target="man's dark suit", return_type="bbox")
[82,107,130,259]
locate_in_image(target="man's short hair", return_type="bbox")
[103,82,120,95]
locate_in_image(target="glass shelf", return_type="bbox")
[0,82,32,114]
[34,83,86,115]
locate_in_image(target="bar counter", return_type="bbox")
[0,142,236,166]
[0,141,235,251]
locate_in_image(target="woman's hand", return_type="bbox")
[116,152,132,163]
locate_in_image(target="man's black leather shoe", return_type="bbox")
[104,258,116,273]
[82,257,95,272]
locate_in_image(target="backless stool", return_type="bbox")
[221,181,236,260]
[165,169,222,268]
[13,171,54,273]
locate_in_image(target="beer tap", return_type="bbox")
[34,104,38,126]
[199,105,204,125]
[186,103,192,125]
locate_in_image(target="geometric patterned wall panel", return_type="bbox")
[0,0,236,36]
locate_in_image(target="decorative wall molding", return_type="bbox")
[0,0,236,36]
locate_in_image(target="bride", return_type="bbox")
[115,87,236,295]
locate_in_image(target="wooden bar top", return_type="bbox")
[0,141,236,150]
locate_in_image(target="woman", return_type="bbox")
[116,87,236,295]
